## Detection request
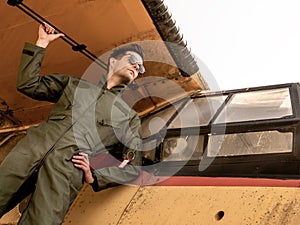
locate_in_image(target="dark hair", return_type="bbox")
[107,43,144,72]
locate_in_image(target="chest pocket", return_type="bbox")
[96,118,122,148]
[94,91,130,150]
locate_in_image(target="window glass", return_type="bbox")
[215,88,292,124]
[207,130,293,157]
[162,135,204,161]
[141,101,186,138]
[170,95,226,128]
[142,139,157,163]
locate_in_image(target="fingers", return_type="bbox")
[41,22,64,37]
[71,153,94,184]
[77,152,89,161]
[36,22,65,48]
[39,22,56,35]
[42,22,55,34]
[72,153,90,170]
[72,155,89,164]
[79,152,88,157]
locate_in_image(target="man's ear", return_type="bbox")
[109,57,116,70]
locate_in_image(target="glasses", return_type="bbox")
[128,54,145,74]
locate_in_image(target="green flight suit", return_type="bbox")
[0,43,142,225]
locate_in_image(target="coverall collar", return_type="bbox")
[97,74,127,95]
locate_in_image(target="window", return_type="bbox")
[170,95,226,128]
[207,130,293,157]
[141,100,186,138]
[162,135,204,161]
[140,83,300,178]
[214,88,292,124]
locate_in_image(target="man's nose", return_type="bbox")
[133,63,140,72]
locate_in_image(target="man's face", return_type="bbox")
[109,51,144,84]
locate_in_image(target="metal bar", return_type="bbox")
[0,123,39,134]
[8,0,107,70]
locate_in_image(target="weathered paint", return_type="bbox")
[61,183,300,225]
[63,184,140,225]
[1,181,300,224]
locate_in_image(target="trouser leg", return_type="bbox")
[18,150,84,225]
[0,145,40,217]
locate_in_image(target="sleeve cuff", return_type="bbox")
[90,172,100,192]
[23,42,46,55]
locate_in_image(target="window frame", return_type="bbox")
[141,83,300,178]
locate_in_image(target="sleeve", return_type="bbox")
[90,111,142,192]
[16,42,69,102]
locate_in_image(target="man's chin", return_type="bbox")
[121,77,132,85]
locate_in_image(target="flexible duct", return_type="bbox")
[142,0,199,77]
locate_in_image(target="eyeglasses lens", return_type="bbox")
[129,55,145,74]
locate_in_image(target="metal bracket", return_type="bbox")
[7,0,23,6]
[72,44,87,52]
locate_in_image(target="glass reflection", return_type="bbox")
[215,88,292,123]
[207,130,293,157]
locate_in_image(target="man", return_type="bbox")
[0,23,144,224]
